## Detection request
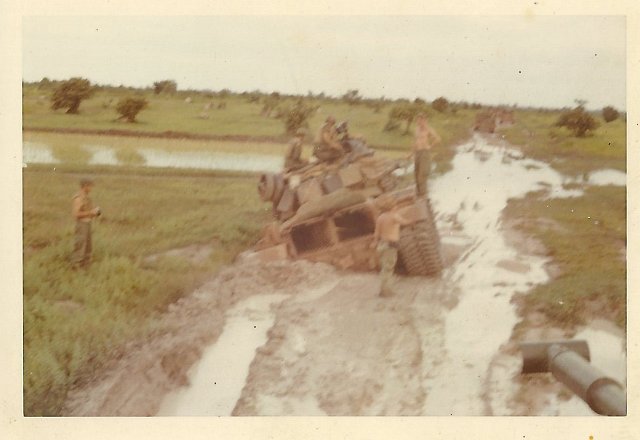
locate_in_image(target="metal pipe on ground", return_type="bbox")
[520,340,626,416]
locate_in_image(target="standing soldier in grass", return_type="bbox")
[370,199,411,297]
[71,178,101,268]
[284,128,309,171]
[411,113,441,196]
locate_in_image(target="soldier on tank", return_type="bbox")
[313,116,345,162]
[284,128,309,171]
[411,113,441,196]
[71,177,101,268]
[370,199,411,297]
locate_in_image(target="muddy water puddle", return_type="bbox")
[22,142,283,172]
[421,134,626,415]
[156,293,288,415]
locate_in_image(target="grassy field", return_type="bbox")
[498,109,626,175]
[505,186,626,329]
[500,110,626,330]
[23,85,476,151]
[23,168,272,415]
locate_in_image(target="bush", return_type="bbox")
[385,99,430,134]
[602,106,620,123]
[556,105,599,137]
[432,97,449,113]
[115,97,149,123]
[50,78,94,114]
[284,100,318,135]
[153,80,177,95]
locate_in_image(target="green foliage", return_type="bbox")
[555,104,599,137]
[431,97,449,113]
[342,89,361,106]
[385,99,430,134]
[283,100,318,135]
[261,92,281,117]
[602,106,620,123]
[23,169,271,415]
[115,96,149,123]
[51,78,94,114]
[504,186,626,328]
[499,109,625,175]
[153,80,177,95]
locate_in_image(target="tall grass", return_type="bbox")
[23,169,271,415]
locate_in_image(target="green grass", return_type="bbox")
[23,85,476,152]
[505,186,626,329]
[498,109,626,175]
[23,168,272,415]
[499,109,626,330]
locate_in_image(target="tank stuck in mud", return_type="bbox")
[249,127,443,276]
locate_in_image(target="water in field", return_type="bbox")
[22,142,283,173]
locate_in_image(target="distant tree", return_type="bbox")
[283,99,318,135]
[50,77,94,114]
[153,80,177,95]
[385,99,430,134]
[261,92,281,117]
[556,102,599,137]
[38,77,52,89]
[218,89,231,99]
[115,96,148,122]
[602,106,620,123]
[432,97,449,113]
[342,89,361,106]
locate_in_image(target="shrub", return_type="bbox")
[50,78,94,114]
[284,100,318,135]
[556,105,599,137]
[115,97,149,123]
[432,97,449,113]
[602,106,620,123]
[153,80,177,95]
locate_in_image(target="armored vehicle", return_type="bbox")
[249,126,442,276]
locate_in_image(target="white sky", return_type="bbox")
[23,15,626,110]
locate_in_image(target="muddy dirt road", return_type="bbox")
[65,134,626,416]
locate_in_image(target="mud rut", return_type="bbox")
[64,135,618,416]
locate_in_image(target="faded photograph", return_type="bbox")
[22,16,626,416]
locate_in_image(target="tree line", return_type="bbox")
[29,77,624,137]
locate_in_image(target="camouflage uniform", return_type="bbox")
[71,191,94,267]
[377,240,398,297]
[414,149,431,196]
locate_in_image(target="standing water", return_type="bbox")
[156,293,288,415]
[418,134,626,415]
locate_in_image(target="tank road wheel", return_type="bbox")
[398,199,442,276]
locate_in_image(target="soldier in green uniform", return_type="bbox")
[313,116,345,162]
[284,128,309,171]
[71,178,101,268]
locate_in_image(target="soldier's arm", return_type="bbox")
[394,212,412,226]
[370,216,382,248]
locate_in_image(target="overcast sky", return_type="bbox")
[22,16,626,110]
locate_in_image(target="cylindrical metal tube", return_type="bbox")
[548,344,626,416]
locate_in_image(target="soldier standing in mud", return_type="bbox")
[313,116,345,162]
[71,177,101,268]
[411,113,441,196]
[370,200,411,297]
[284,128,309,171]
